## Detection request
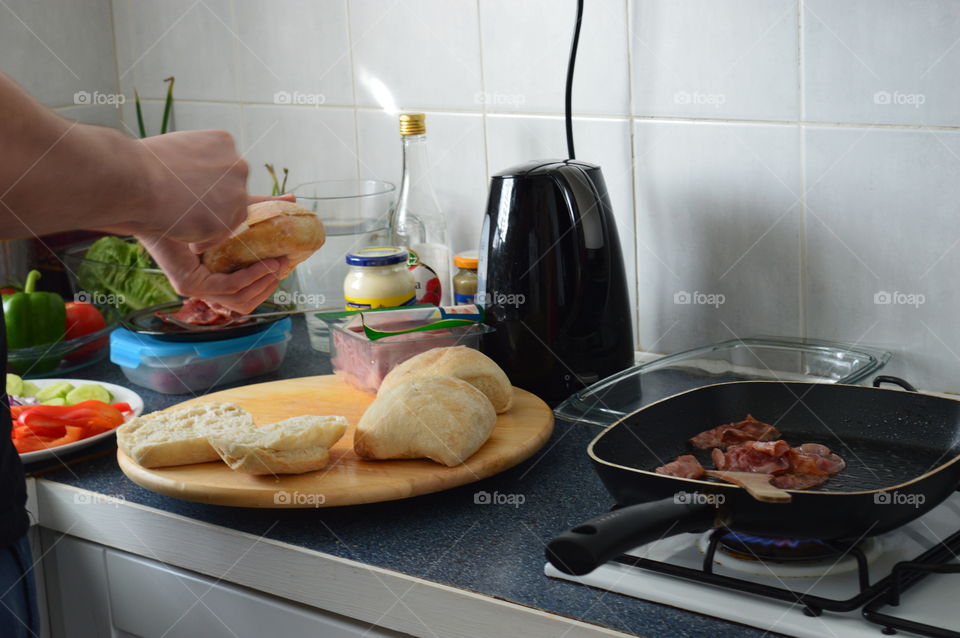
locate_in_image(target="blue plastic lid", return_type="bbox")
[345,247,408,267]
[110,318,292,369]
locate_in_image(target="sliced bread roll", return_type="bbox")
[378,346,513,413]
[355,376,496,467]
[207,415,349,475]
[116,402,252,468]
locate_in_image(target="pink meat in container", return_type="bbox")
[325,306,493,393]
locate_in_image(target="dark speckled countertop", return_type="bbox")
[27,317,780,638]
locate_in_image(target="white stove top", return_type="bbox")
[546,493,960,638]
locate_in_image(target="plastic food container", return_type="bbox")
[326,307,493,392]
[109,319,292,394]
[554,336,892,427]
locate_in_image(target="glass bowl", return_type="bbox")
[7,304,121,378]
[60,238,178,314]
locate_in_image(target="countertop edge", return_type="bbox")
[31,478,635,638]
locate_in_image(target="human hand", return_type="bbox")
[137,194,295,314]
[108,130,250,245]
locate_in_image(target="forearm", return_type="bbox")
[0,73,155,238]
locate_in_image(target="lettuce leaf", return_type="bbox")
[78,237,178,313]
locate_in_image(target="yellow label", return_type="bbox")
[345,292,416,310]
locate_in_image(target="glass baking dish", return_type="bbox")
[554,336,891,427]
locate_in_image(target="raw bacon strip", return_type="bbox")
[655,454,705,479]
[785,443,846,475]
[711,440,791,475]
[160,298,246,326]
[689,415,780,449]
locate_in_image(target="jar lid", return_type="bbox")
[346,247,409,267]
[454,251,479,269]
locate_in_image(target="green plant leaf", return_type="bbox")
[160,76,175,135]
[134,89,147,139]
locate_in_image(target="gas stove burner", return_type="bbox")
[695,531,883,579]
[717,531,845,562]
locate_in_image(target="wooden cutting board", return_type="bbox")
[117,375,554,508]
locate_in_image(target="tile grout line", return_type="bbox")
[344,0,362,181]
[623,0,642,348]
[99,98,960,133]
[475,0,491,190]
[798,0,807,341]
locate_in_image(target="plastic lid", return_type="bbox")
[109,318,292,368]
[454,251,479,269]
[346,247,408,267]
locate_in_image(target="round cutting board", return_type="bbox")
[117,375,554,508]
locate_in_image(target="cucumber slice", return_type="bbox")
[35,382,75,402]
[41,397,67,406]
[65,384,112,405]
[6,374,23,396]
[20,381,40,396]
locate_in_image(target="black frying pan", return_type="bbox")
[546,376,960,575]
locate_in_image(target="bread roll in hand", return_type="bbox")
[355,376,497,467]
[202,200,325,280]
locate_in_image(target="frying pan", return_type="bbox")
[546,376,960,576]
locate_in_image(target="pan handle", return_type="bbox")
[872,375,918,392]
[545,498,717,576]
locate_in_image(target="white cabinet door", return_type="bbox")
[104,548,408,638]
[41,533,410,638]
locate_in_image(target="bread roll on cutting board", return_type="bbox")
[208,415,348,475]
[116,402,252,468]
[202,200,325,279]
[378,346,513,413]
[355,376,497,467]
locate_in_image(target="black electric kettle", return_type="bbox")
[477,159,634,405]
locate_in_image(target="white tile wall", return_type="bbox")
[113,0,237,102]
[633,120,802,352]
[241,105,359,195]
[0,0,116,108]
[350,0,482,111]
[233,0,354,106]
[804,0,960,126]
[478,0,630,115]
[630,0,799,121]
[804,126,960,390]
[8,0,960,391]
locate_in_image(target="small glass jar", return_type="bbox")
[343,247,416,310]
[452,251,479,304]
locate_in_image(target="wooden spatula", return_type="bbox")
[704,470,793,503]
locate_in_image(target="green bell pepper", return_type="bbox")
[3,269,66,374]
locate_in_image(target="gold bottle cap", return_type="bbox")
[399,112,426,136]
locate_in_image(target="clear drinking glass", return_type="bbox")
[291,180,394,352]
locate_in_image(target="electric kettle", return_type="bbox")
[477,159,634,404]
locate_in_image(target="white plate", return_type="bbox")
[16,379,144,463]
